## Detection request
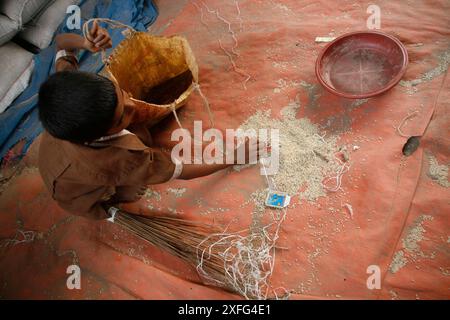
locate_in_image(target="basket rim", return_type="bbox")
[128,81,197,108]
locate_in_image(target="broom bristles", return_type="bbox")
[114,210,235,289]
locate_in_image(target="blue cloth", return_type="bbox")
[0,0,158,160]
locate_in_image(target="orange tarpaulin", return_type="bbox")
[0,0,449,299]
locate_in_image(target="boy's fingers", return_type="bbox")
[86,21,97,42]
[95,35,111,48]
[90,21,99,38]
[94,33,106,44]
[258,142,267,152]
[92,21,99,34]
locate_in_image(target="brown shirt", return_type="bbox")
[38,125,175,220]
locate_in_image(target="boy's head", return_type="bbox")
[38,71,135,143]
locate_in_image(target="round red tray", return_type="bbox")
[315,30,408,99]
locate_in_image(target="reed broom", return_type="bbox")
[112,209,236,290]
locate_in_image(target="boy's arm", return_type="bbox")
[177,163,231,180]
[55,33,86,54]
[177,138,266,180]
[55,21,112,72]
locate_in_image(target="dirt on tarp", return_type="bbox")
[0,0,449,299]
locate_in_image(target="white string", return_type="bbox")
[0,230,36,248]
[82,18,135,43]
[234,0,244,32]
[396,110,419,137]
[194,83,215,127]
[323,163,350,192]
[193,1,252,90]
[170,103,184,129]
[196,156,289,299]
[203,4,239,56]
[260,158,276,191]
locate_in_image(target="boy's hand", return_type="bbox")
[234,137,268,165]
[176,139,269,180]
[110,186,147,203]
[83,21,112,53]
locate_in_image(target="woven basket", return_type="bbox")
[105,32,199,127]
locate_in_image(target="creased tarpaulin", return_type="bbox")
[0,0,158,161]
[0,0,449,299]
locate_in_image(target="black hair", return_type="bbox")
[38,71,118,143]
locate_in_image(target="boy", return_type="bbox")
[38,23,260,220]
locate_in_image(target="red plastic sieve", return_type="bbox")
[315,31,408,99]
